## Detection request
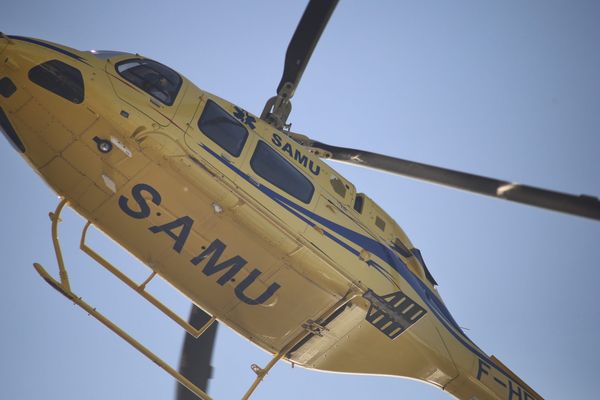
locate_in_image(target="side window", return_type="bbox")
[330,176,347,198]
[198,100,248,157]
[116,58,182,105]
[250,141,314,204]
[354,194,364,213]
[28,60,84,104]
[392,237,412,258]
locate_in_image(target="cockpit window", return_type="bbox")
[28,59,84,104]
[116,58,182,106]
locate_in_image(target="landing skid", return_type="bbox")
[33,198,358,399]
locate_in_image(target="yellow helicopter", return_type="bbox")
[1,2,599,400]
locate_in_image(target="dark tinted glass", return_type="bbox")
[354,195,364,213]
[392,238,411,258]
[251,141,314,204]
[116,58,182,105]
[198,100,248,157]
[28,60,84,104]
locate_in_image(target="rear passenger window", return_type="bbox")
[28,60,84,104]
[251,141,314,204]
[198,100,248,157]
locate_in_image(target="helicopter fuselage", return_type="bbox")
[0,35,540,400]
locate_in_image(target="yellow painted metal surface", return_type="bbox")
[0,36,543,400]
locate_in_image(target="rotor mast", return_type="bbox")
[261,0,339,130]
[258,0,600,222]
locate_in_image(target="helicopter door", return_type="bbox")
[106,58,185,127]
[184,98,250,182]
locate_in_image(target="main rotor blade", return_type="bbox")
[311,141,600,221]
[276,0,339,96]
[176,305,218,400]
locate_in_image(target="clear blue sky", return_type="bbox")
[1,1,599,399]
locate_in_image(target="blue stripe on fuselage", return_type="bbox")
[197,143,522,385]
[198,144,462,327]
[9,36,91,65]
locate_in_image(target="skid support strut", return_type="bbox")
[33,199,214,400]
[240,289,360,400]
[34,199,361,399]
